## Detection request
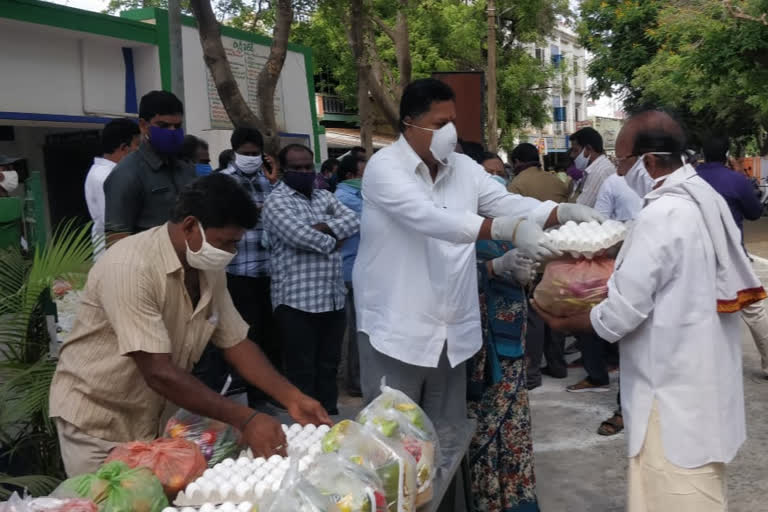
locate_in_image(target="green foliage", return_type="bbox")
[0,220,94,494]
[0,474,61,500]
[579,0,768,151]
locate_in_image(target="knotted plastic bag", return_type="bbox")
[51,461,168,512]
[164,409,241,467]
[105,438,206,498]
[533,257,615,317]
[304,453,387,512]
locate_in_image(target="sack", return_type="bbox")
[164,409,241,467]
[105,438,206,498]
[533,257,615,316]
[322,420,417,512]
[303,454,387,512]
[51,461,168,512]
[0,493,97,512]
[356,383,438,506]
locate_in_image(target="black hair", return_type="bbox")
[278,144,314,168]
[399,78,456,132]
[338,154,363,182]
[101,118,140,155]
[216,149,234,171]
[321,158,339,176]
[480,151,503,165]
[139,90,183,121]
[569,127,604,154]
[181,135,203,162]
[350,146,366,156]
[171,173,258,229]
[461,141,486,164]
[702,134,729,163]
[510,143,540,164]
[230,127,264,152]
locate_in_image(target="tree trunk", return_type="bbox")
[188,0,292,155]
[394,0,411,94]
[257,0,293,154]
[348,0,374,154]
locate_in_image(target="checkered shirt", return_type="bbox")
[221,164,277,277]
[262,182,359,313]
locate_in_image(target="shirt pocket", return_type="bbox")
[184,312,218,370]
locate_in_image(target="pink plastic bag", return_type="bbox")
[533,257,615,316]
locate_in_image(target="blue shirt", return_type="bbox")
[696,162,762,234]
[335,180,363,283]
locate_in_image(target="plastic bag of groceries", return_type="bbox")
[164,409,241,467]
[51,461,168,512]
[265,454,335,512]
[355,382,438,506]
[105,438,206,498]
[304,453,387,512]
[322,420,417,512]
[533,257,615,317]
[0,493,97,512]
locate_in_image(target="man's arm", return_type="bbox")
[737,176,763,221]
[323,193,360,240]
[475,164,557,227]
[263,198,337,254]
[593,179,614,220]
[104,163,142,238]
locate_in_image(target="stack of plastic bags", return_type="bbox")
[51,461,168,512]
[303,454,387,512]
[0,494,97,512]
[355,384,438,507]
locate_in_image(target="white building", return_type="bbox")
[522,23,588,157]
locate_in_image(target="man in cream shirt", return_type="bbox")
[353,78,604,424]
[535,110,763,511]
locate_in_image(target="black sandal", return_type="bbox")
[597,413,624,436]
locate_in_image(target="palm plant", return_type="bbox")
[0,220,94,498]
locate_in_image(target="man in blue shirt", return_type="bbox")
[697,135,768,378]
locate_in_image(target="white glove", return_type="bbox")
[556,203,607,224]
[491,217,561,261]
[491,249,540,285]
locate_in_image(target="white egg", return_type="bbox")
[203,468,217,479]
[278,458,290,469]
[252,457,266,467]
[235,480,250,497]
[237,456,251,466]
[281,424,289,433]
[268,454,283,464]
[298,459,309,472]
[303,424,317,433]
[317,424,330,434]
[288,423,302,434]
[238,502,254,512]
[308,444,322,456]
[222,458,235,467]
[200,504,216,512]
[271,481,281,492]
[162,507,179,512]
[254,482,268,495]
[220,502,237,512]
[181,508,197,512]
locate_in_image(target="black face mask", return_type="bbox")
[283,169,315,197]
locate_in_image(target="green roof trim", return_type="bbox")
[0,0,157,44]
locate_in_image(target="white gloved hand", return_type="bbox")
[491,249,540,285]
[491,217,561,261]
[556,203,607,224]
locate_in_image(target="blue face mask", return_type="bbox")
[491,175,508,186]
[149,125,185,155]
[195,163,212,176]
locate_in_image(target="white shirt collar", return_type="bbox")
[394,135,455,185]
[645,163,695,201]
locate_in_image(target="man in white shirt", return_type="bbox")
[535,110,764,511]
[84,119,140,257]
[570,127,617,208]
[353,78,604,423]
[594,173,643,222]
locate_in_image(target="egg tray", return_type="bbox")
[173,424,330,508]
[544,220,628,259]
[163,504,254,512]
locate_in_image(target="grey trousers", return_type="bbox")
[357,332,467,422]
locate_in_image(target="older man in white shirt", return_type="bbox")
[570,127,617,208]
[353,78,604,424]
[84,119,140,257]
[594,173,643,222]
[535,110,764,512]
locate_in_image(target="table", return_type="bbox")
[422,419,476,512]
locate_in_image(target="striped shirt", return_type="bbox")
[576,154,617,208]
[49,225,248,442]
[262,182,359,313]
[221,164,276,277]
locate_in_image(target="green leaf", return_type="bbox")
[0,473,61,499]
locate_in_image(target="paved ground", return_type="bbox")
[532,218,768,512]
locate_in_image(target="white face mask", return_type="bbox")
[185,222,237,271]
[573,149,590,171]
[235,153,263,174]
[405,121,457,166]
[624,152,673,197]
[1,170,18,194]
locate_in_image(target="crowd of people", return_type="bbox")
[39,77,768,512]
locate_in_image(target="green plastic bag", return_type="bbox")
[52,461,169,512]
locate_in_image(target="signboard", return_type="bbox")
[592,116,623,152]
[207,39,286,130]
[575,120,593,130]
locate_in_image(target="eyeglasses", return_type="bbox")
[615,154,637,165]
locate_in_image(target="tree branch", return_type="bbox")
[371,14,397,43]
[257,0,293,153]
[722,0,768,25]
[394,5,411,92]
[188,0,262,129]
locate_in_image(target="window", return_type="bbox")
[552,95,562,108]
[550,44,561,68]
[573,58,579,76]
[575,103,582,122]
[535,48,545,62]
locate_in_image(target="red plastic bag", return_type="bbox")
[533,257,615,316]
[105,438,206,498]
